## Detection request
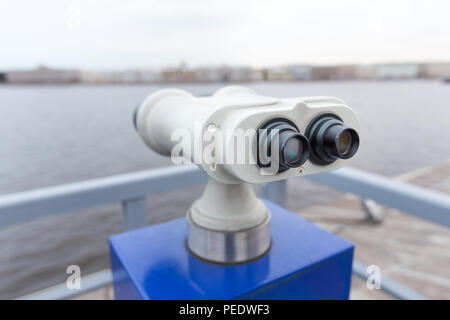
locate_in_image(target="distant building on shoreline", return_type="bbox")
[375,63,421,80]
[81,70,160,84]
[5,66,81,84]
[310,66,341,81]
[310,65,377,81]
[168,66,253,83]
[162,68,198,83]
[421,63,450,79]
[264,65,312,81]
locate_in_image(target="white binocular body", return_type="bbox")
[134,86,360,263]
[135,86,360,185]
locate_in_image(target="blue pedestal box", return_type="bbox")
[109,200,353,300]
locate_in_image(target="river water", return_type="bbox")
[1,81,450,298]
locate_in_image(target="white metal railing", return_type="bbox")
[1,165,448,300]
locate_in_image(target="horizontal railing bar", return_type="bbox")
[307,167,450,228]
[1,165,449,229]
[19,269,112,300]
[352,260,427,300]
[0,165,207,227]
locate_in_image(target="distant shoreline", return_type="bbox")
[1,79,448,87]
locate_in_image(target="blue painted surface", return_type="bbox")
[110,200,354,300]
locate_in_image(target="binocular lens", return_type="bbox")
[306,114,360,165]
[280,132,310,168]
[283,137,303,163]
[257,118,310,173]
[337,130,352,155]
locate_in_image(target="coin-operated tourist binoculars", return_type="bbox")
[109,86,360,299]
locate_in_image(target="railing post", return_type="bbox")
[361,198,385,223]
[259,180,287,207]
[122,196,148,231]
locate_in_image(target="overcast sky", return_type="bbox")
[1,0,450,70]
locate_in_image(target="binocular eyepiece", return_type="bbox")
[257,114,359,172]
[257,118,310,173]
[306,114,360,165]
